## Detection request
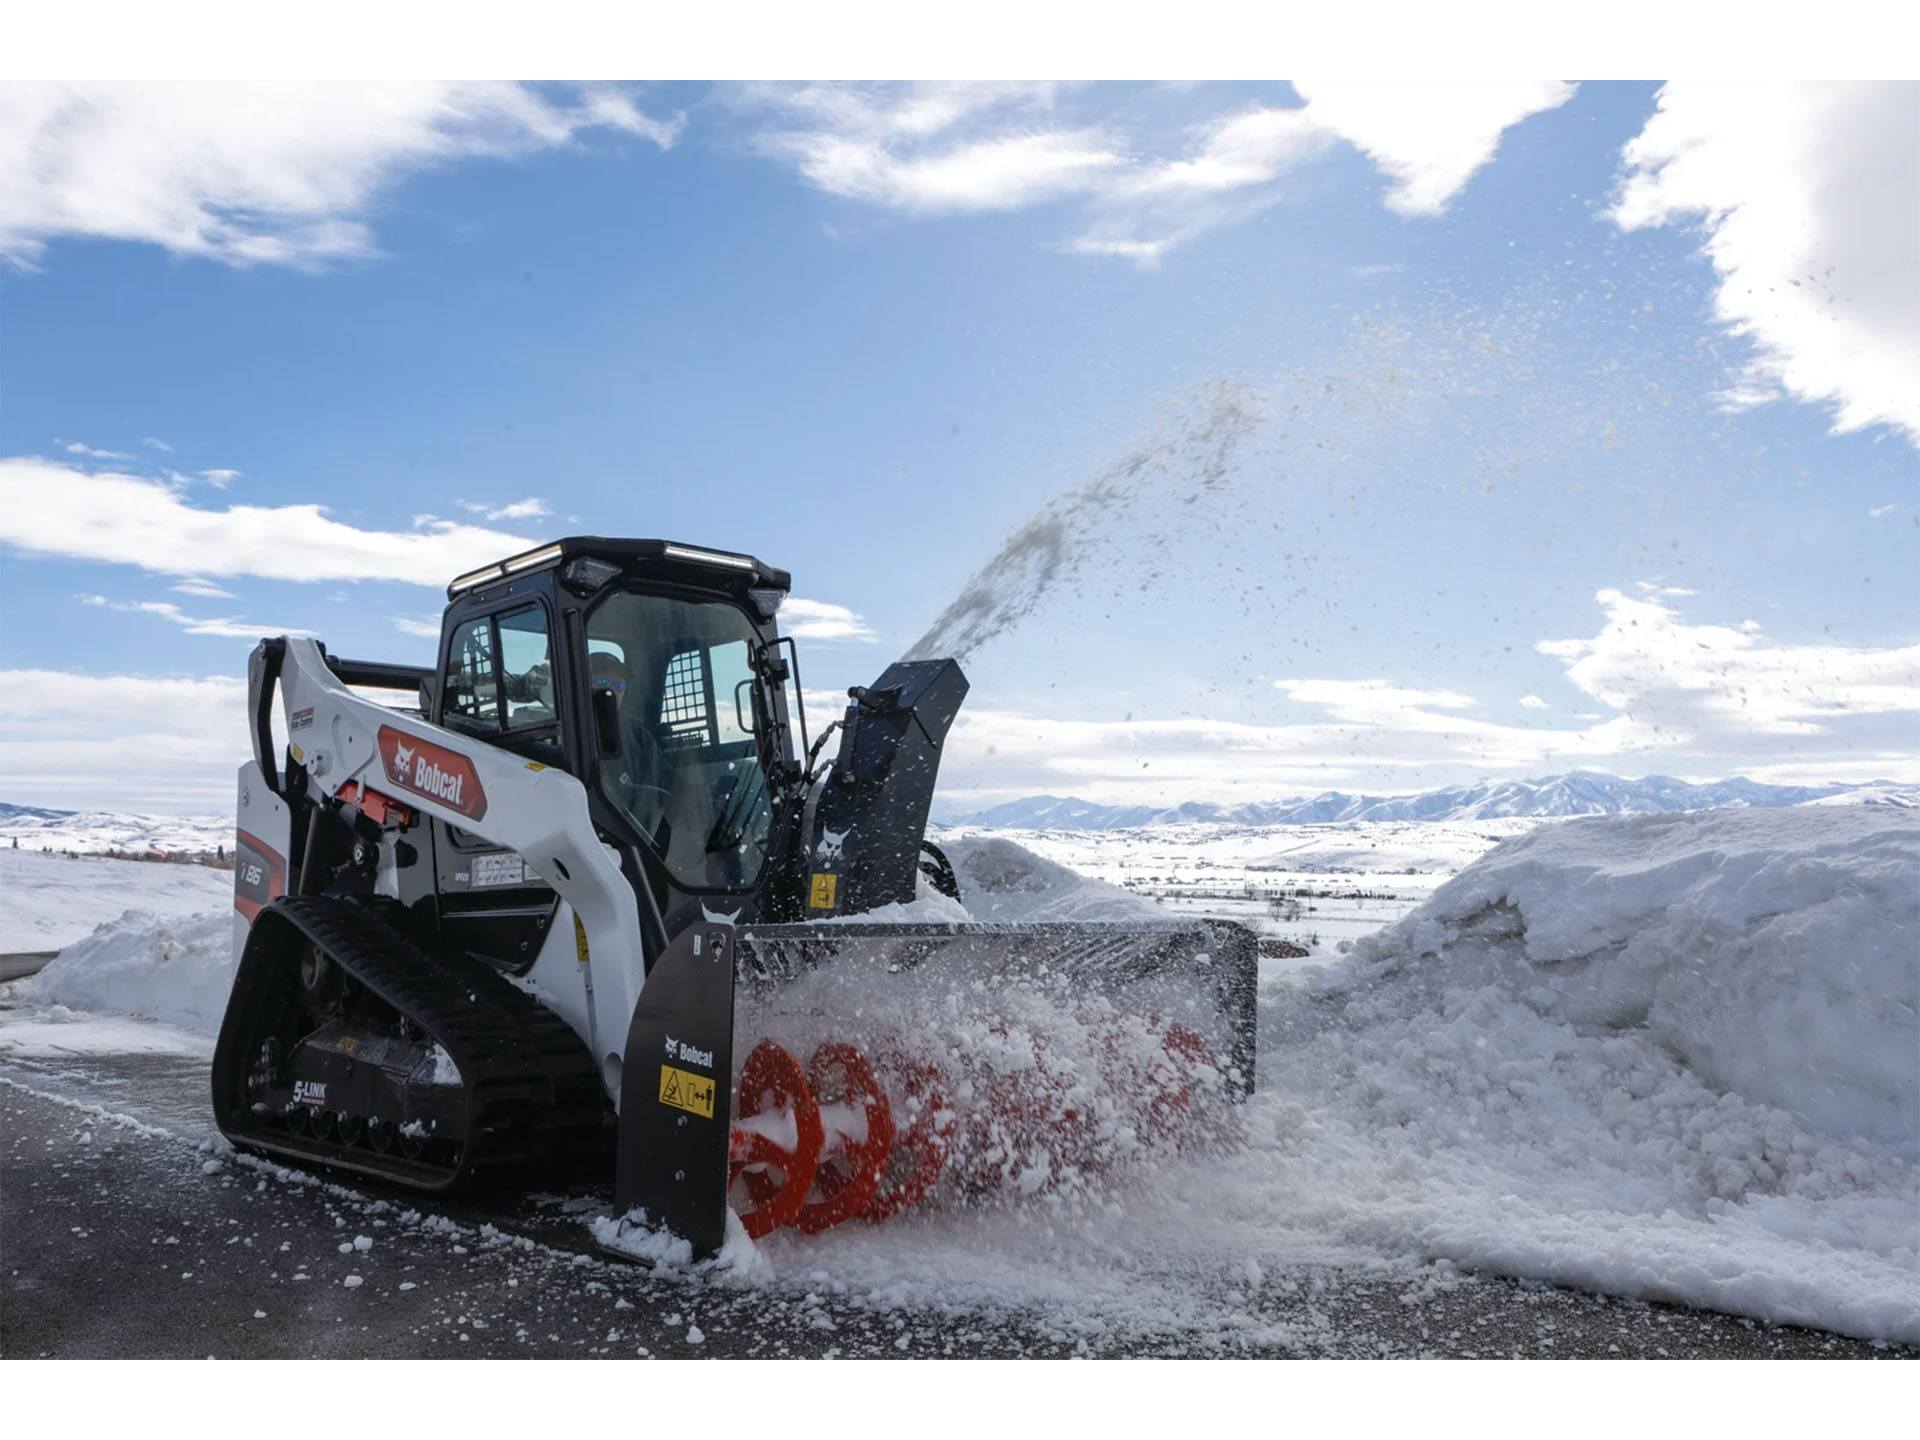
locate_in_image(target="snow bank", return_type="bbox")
[18,911,236,1032]
[938,835,1164,923]
[0,848,233,951]
[1268,806,1920,1342]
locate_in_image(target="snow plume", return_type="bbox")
[1611,82,1920,445]
[906,378,1263,661]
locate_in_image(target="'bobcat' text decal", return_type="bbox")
[376,726,488,822]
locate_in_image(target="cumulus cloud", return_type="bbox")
[0,456,534,585]
[742,81,1575,264]
[0,81,682,269]
[1611,82,1920,445]
[1290,81,1576,216]
[781,597,877,643]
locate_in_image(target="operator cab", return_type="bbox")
[417,538,804,973]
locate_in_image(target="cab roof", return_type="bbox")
[447,537,793,600]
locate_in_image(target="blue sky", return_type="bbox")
[1,80,1915,812]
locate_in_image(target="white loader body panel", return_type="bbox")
[242,637,650,1102]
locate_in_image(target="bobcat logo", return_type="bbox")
[815,827,848,865]
[390,739,415,779]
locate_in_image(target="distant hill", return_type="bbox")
[948,772,1919,830]
[0,802,230,856]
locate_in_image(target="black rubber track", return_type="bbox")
[212,895,605,1193]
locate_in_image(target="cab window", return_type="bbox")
[440,604,561,765]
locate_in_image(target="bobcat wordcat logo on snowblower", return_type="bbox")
[376,726,488,821]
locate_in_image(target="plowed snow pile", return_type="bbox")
[1255,805,1919,1342]
[16,911,236,1031]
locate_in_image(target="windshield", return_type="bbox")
[586,588,773,892]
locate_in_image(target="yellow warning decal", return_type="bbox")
[658,1064,716,1119]
[573,915,590,964]
[808,872,838,910]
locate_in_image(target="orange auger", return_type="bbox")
[725,1021,1219,1241]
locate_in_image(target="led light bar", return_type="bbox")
[503,543,564,574]
[663,542,756,571]
[448,542,563,596]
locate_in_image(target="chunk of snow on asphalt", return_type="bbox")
[0,848,232,951]
[17,911,235,1031]
[686,1325,704,1344]
[343,1274,364,1288]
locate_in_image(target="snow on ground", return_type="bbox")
[0,1005,214,1060]
[1255,805,1920,1343]
[0,848,234,952]
[4,807,1915,1345]
[15,910,236,1031]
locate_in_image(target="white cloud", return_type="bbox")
[170,578,237,600]
[0,82,682,269]
[1290,81,1576,216]
[104,597,314,641]
[142,436,173,453]
[751,83,1122,216]
[0,669,248,810]
[934,587,1920,805]
[744,82,1573,264]
[199,468,241,488]
[781,597,877,643]
[1518,694,1549,709]
[0,456,534,585]
[1611,82,1920,445]
[390,615,443,639]
[458,497,552,522]
[1869,503,1904,519]
[63,440,133,460]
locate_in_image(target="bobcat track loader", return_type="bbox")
[213,538,1257,1257]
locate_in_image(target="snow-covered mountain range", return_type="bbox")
[0,802,230,856]
[950,772,1920,830]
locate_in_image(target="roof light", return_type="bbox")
[447,543,562,597]
[502,543,564,574]
[748,586,785,619]
[663,543,755,572]
[448,562,505,595]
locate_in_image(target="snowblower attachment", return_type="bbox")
[612,916,1258,1257]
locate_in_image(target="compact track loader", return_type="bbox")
[213,538,1257,1256]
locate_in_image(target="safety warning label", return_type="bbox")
[658,1064,716,1119]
